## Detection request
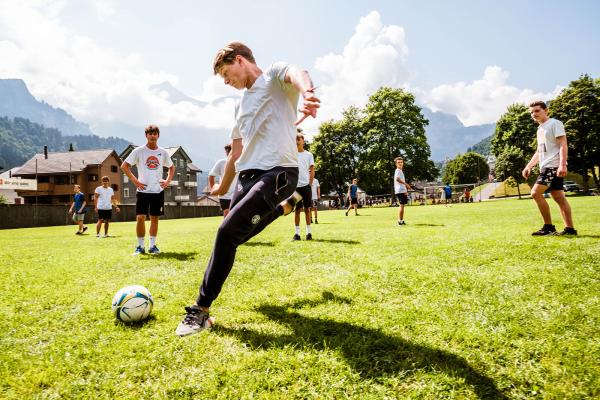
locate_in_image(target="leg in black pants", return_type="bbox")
[196,167,298,308]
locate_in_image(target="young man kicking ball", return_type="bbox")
[292,132,314,241]
[176,41,320,336]
[393,157,411,225]
[121,125,175,255]
[523,101,577,236]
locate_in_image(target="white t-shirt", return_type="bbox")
[537,118,566,169]
[124,145,174,193]
[394,169,407,194]
[94,186,114,210]
[208,158,238,200]
[231,62,299,172]
[311,178,320,200]
[297,150,314,187]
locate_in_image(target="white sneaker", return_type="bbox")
[176,306,215,336]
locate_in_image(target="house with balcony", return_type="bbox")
[12,148,122,204]
[119,145,202,205]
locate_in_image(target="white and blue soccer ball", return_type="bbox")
[112,285,154,322]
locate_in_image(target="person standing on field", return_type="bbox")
[175,41,320,336]
[345,178,359,216]
[94,176,120,237]
[68,184,88,235]
[292,132,315,241]
[311,176,320,224]
[394,157,411,225]
[523,100,577,236]
[121,124,175,255]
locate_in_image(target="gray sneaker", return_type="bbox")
[176,306,215,337]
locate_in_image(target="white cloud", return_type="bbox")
[420,66,562,126]
[0,1,237,132]
[306,10,410,132]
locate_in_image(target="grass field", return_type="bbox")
[1,197,599,399]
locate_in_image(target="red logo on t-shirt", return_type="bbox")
[146,156,160,170]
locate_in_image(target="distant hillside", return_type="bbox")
[421,108,495,161]
[0,117,130,170]
[467,134,493,156]
[0,79,94,136]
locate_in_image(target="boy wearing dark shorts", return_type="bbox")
[393,157,412,225]
[345,179,359,216]
[523,101,576,236]
[94,176,120,237]
[292,133,315,240]
[175,41,320,336]
[121,125,175,254]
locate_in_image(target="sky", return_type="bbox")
[1,0,599,151]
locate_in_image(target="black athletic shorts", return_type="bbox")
[536,167,564,191]
[136,191,165,216]
[395,192,408,205]
[296,185,312,209]
[219,198,231,211]
[98,209,112,220]
[350,197,358,205]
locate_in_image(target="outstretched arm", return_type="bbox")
[284,66,320,124]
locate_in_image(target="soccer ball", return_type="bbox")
[112,285,154,322]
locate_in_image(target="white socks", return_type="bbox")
[295,226,300,235]
[137,237,145,247]
[149,236,156,247]
[306,226,312,234]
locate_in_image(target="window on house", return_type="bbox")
[110,165,118,173]
[186,174,190,182]
[38,176,50,183]
[55,175,69,185]
[88,174,98,182]
[70,175,77,184]
[111,184,118,191]
[124,188,130,198]
[180,159,185,168]
[123,176,129,183]
[89,194,94,201]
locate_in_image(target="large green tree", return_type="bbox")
[312,106,364,197]
[491,103,537,187]
[548,74,600,190]
[442,152,489,185]
[360,87,437,194]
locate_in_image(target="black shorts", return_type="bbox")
[219,198,231,211]
[296,185,312,209]
[97,209,112,220]
[395,192,408,205]
[350,197,358,205]
[536,167,564,191]
[136,191,165,216]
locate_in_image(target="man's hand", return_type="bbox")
[159,179,170,189]
[522,167,531,179]
[557,165,567,177]
[296,89,320,125]
[95,207,98,213]
[115,206,121,213]
[134,179,147,190]
[210,183,225,196]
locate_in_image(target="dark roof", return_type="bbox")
[187,163,202,172]
[13,149,119,176]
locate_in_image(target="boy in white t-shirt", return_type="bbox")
[523,101,576,236]
[176,41,320,336]
[94,176,120,237]
[393,157,412,225]
[208,143,238,217]
[311,177,320,224]
[121,125,175,255]
[292,133,315,241]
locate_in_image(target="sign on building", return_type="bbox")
[0,178,38,190]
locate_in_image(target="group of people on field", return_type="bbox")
[69,42,576,336]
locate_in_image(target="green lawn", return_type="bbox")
[1,197,599,399]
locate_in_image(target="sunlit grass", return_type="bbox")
[1,197,599,399]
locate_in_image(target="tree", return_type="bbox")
[494,146,528,198]
[549,74,600,190]
[442,152,489,185]
[312,106,365,197]
[361,87,437,194]
[491,104,537,187]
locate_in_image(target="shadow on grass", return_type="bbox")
[217,292,506,399]
[557,234,600,239]
[244,241,276,247]
[312,238,361,245]
[411,223,445,227]
[114,314,156,330]
[144,251,198,261]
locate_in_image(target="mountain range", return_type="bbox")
[0,78,494,173]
